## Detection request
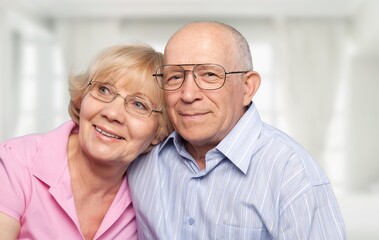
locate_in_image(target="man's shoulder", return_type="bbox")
[260,123,311,159]
[128,142,163,174]
[259,123,329,184]
[127,136,179,183]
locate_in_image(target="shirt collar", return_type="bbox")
[31,121,78,187]
[216,102,262,174]
[159,102,263,174]
[158,131,190,157]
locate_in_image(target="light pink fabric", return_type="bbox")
[0,121,137,239]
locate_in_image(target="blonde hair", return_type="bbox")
[68,44,172,148]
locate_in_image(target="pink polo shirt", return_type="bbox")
[0,121,137,239]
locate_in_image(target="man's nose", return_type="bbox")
[180,70,202,102]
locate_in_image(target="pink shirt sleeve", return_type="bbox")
[0,139,35,221]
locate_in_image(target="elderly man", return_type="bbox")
[128,21,346,240]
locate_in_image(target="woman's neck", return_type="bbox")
[67,133,126,196]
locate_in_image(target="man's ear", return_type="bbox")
[243,71,261,106]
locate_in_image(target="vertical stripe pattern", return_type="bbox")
[127,103,346,240]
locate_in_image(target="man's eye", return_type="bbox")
[198,71,221,78]
[164,74,184,87]
[205,72,217,77]
[166,74,184,81]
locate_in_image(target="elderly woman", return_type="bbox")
[0,44,171,239]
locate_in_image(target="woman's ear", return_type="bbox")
[151,110,173,146]
[151,135,161,146]
[142,127,161,154]
[243,71,261,106]
[151,125,163,145]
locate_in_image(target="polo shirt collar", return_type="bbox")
[30,121,77,187]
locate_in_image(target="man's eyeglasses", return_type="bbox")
[88,80,161,118]
[153,63,249,91]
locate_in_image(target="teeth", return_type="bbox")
[95,126,123,139]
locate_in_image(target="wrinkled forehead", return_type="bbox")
[164,26,236,66]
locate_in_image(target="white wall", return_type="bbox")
[348,56,379,191]
[1,2,379,238]
[353,0,379,56]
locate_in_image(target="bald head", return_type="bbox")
[164,21,253,70]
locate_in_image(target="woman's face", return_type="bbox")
[77,76,160,168]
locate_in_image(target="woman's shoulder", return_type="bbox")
[0,132,46,166]
[0,121,76,165]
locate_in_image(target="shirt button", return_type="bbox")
[188,218,195,225]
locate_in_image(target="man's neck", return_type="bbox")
[184,141,215,170]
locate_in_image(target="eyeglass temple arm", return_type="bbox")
[226,71,250,74]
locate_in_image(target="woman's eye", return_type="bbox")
[131,100,149,110]
[98,85,111,95]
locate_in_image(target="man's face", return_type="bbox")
[163,25,249,152]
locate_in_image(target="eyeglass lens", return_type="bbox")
[88,81,154,117]
[156,64,226,90]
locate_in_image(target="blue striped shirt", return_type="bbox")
[127,103,346,240]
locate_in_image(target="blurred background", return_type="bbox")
[0,0,378,238]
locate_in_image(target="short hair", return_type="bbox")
[68,44,172,148]
[216,22,254,70]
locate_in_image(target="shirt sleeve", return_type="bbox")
[0,142,32,221]
[278,183,347,240]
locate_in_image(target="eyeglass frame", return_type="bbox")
[152,63,250,91]
[87,80,162,118]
